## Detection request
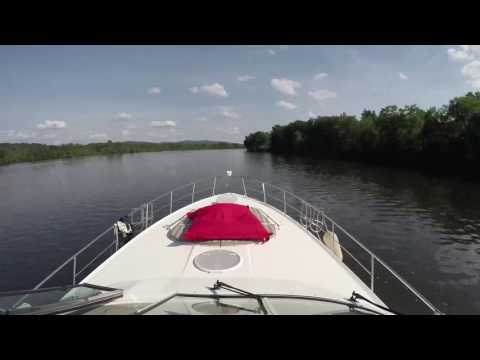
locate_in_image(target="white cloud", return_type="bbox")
[447,45,480,90]
[148,87,161,95]
[271,78,301,96]
[308,89,337,101]
[151,120,176,128]
[232,126,240,134]
[461,60,480,89]
[220,107,240,119]
[7,130,37,139]
[314,73,328,80]
[268,49,276,55]
[447,47,474,62]
[276,100,297,110]
[447,46,480,89]
[37,120,66,129]
[196,116,208,122]
[88,133,108,140]
[279,45,289,50]
[307,111,316,118]
[121,129,129,137]
[18,132,36,139]
[42,133,57,139]
[116,112,132,120]
[398,72,408,80]
[470,45,480,56]
[237,75,255,82]
[472,79,480,89]
[202,83,228,97]
[190,83,228,97]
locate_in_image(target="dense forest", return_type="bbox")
[244,92,480,177]
[0,141,243,166]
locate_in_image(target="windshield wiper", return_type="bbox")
[210,282,396,315]
[349,291,401,315]
[212,299,262,314]
[209,280,269,315]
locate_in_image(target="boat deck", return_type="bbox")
[82,193,384,306]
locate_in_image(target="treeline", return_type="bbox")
[244,92,480,176]
[0,141,244,166]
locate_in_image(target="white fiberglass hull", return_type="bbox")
[82,193,386,312]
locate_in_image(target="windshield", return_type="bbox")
[0,291,383,315]
[0,284,122,315]
[135,294,383,315]
[0,281,387,315]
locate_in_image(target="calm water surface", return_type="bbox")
[1,149,480,314]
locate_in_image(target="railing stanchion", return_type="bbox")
[72,256,77,286]
[283,191,286,213]
[145,203,149,228]
[192,183,195,203]
[114,225,119,252]
[170,191,173,214]
[262,183,266,203]
[242,177,247,196]
[212,177,216,195]
[371,255,375,292]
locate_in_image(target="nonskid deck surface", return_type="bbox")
[82,193,384,306]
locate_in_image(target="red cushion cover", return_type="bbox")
[182,203,272,242]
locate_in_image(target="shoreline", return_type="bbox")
[0,143,244,167]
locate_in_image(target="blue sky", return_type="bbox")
[0,45,479,145]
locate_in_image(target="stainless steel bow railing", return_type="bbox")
[19,175,442,314]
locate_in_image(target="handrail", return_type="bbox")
[75,241,116,278]
[33,226,113,290]
[322,213,437,312]
[24,174,441,315]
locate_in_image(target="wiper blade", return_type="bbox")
[349,291,402,315]
[210,282,395,315]
[210,280,255,296]
[213,299,262,314]
[209,281,268,315]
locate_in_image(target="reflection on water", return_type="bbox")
[1,149,480,313]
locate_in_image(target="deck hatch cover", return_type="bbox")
[193,250,242,273]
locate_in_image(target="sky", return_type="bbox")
[0,45,479,145]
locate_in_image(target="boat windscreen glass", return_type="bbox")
[137,294,382,315]
[143,296,264,315]
[0,283,122,315]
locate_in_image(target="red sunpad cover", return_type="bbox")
[182,203,272,242]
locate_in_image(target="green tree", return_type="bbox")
[244,131,270,152]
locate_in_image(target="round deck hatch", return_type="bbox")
[193,249,242,273]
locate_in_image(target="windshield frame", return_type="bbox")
[135,293,388,315]
[0,283,123,315]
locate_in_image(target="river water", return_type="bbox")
[1,149,479,314]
